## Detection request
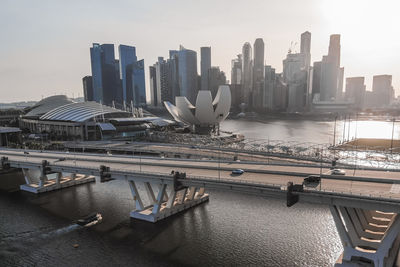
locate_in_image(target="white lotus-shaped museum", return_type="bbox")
[164,85,231,128]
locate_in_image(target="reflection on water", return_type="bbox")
[0,179,342,266]
[222,119,400,144]
[7,119,397,266]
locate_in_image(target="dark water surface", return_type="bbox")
[0,178,342,266]
[0,119,354,266]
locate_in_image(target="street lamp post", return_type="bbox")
[342,115,347,143]
[218,141,221,180]
[391,118,395,154]
[333,116,337,147]
[319,147,323,191]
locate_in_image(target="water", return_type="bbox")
[5,118,399,266]
[0,181,342,267]
[222,118,400,144]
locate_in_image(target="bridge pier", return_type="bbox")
[128,178,209,223]
[19,161,95,194]
[331,205,400,267]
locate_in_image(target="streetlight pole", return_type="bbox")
[218,141,221,180]
[267,138,270,165]
[342,115,346,143]
[319,147,323,191]
[140,150,142,172]
[347,114,351,142]
[333,116,337,147]
[391,118,395,154]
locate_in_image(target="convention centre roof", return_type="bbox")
[40,101,131,122]
[25,95,75,118]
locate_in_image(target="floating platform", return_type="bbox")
[335,138,400,153]
[20,174,95,194]
[131,193,209,223]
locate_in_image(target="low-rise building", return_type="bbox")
[19,95,171,141]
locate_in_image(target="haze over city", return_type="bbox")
[1,0,400,102]
[5,1,400,266]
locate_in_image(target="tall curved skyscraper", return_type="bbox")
[253,38,265,108]
[178,46,198,104]
[242,42,252,106]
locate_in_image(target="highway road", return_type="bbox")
[2,149,400,200]
[65,141,324,165]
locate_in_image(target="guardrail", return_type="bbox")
[7,157,400,203]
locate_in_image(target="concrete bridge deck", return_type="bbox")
[2,149,400,211]
[3,148,400,266]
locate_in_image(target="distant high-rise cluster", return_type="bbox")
[82,43,146,109]
[81,35,395,113]
[229,35,310,112]
[312,34,344,102]
[149,45,226,107]
[229,32,395,113]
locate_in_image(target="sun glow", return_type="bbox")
[321,0,400,32]
[320,0,400,90]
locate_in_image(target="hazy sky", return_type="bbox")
[1,0,400,103]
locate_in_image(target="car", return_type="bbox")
[232,169,245,175]
[303,175,321,187]
[330,169,345,175]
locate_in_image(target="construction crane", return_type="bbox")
[288,41,298,54]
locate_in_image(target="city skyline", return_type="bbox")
[1,0,400,102]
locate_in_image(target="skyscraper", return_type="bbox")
[328,34,341,67]
[87,43,146,108]
[200,47,211,91]
[231,54,242,85]
[253,38,265,109]
[311,61,322,101]
[119,45,137,105]
[283,53,307,112]
[178,46,198,104]
[82,76,93,102]
[263,65,276,110]
[118,45,146,107]
[337,67,345,100]
[273,74,288,111]
[168,50,180,101]
[90,43,120,106]
[242,42,253,106]
[208,67,226,99]
[230,54,243,109]
[319,34,343,102]
[149,57,173,107]
[132,59,146,106]
[372,75,394,107]
[149,66,159,107]
[345,77,366,110]
[253,38,264,81]
[300,31,311,69]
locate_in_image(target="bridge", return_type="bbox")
[2,148,400,266]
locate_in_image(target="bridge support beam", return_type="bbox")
[129,179,209,223]
[20,169,95,194]
[331,205,400,267]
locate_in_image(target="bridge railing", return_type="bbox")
[6,157,400,202]
[53,162,400,201]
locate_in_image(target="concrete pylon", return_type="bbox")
[128,178,208,223]
[331,205,400,267]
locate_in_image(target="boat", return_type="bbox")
[75,213,102,227]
